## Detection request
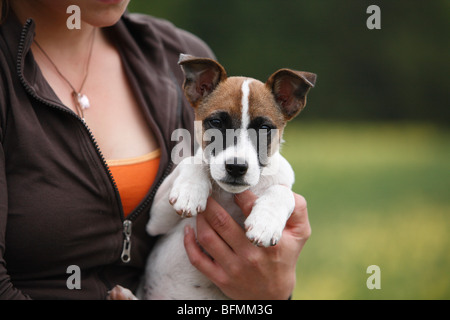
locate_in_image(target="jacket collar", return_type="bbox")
[0,10,32,63]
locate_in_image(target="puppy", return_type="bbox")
[138,54,316,300]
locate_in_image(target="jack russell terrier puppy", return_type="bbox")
[109,54,316,300]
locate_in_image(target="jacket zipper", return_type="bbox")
[119,160,173,263]
[16,19,174,264]
[120,220,132,263]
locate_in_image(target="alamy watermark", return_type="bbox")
[366,265,381,290]
[66,265,81,290]
[66,5,81,30]
[366,5,381,30]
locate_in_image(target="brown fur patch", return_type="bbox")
[248,80,286,130]
[195,77,285,130]
[194,77,245,122]
[247,80,286,156]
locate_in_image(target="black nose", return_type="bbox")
[225,158,248,178]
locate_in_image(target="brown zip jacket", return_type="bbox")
[0,11,214,299]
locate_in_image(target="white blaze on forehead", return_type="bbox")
[208,78,261,190]
[241,79,253,129]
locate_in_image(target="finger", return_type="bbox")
[286,193,311,241]
[183,224,225,280]
[196,212,235,255]
[201,197,248,250]
[107,285,138,300]
[234,190,257,217]
[195,213,241,269]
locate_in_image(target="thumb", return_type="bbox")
[286,193,311,241]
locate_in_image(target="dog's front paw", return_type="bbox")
[169,177,211,218]
[244,207,286,247]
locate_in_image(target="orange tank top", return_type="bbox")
[107,149,161,218]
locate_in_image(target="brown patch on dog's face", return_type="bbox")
[195,77,244,122]
[247,80,286,156]
[194,77,245,149]
[247,80,286,131]
[196,77,285,128]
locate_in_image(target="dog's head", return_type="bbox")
[179,54,316,193]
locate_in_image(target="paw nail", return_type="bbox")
[182,210,192,218]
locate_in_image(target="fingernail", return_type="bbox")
[184,225,192,236]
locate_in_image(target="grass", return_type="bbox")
[280,121,450,299]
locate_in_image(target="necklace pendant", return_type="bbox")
[76,93,90,110]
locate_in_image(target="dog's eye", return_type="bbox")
[249,117,276,134]
[208,119,223,128]
[258,124,275,134]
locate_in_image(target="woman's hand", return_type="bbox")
[107,285,138,300]
[184,190,311,300]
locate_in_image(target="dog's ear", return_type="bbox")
[178,54,227,107]
[266,69,316,120]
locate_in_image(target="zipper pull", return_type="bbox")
[121,220,132,263]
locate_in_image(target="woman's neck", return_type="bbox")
[11,1,97,61]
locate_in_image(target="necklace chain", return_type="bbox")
[33,28,96,120]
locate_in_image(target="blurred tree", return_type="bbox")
[128,0,449,123]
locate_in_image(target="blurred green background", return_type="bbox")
[128,1,450,299]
